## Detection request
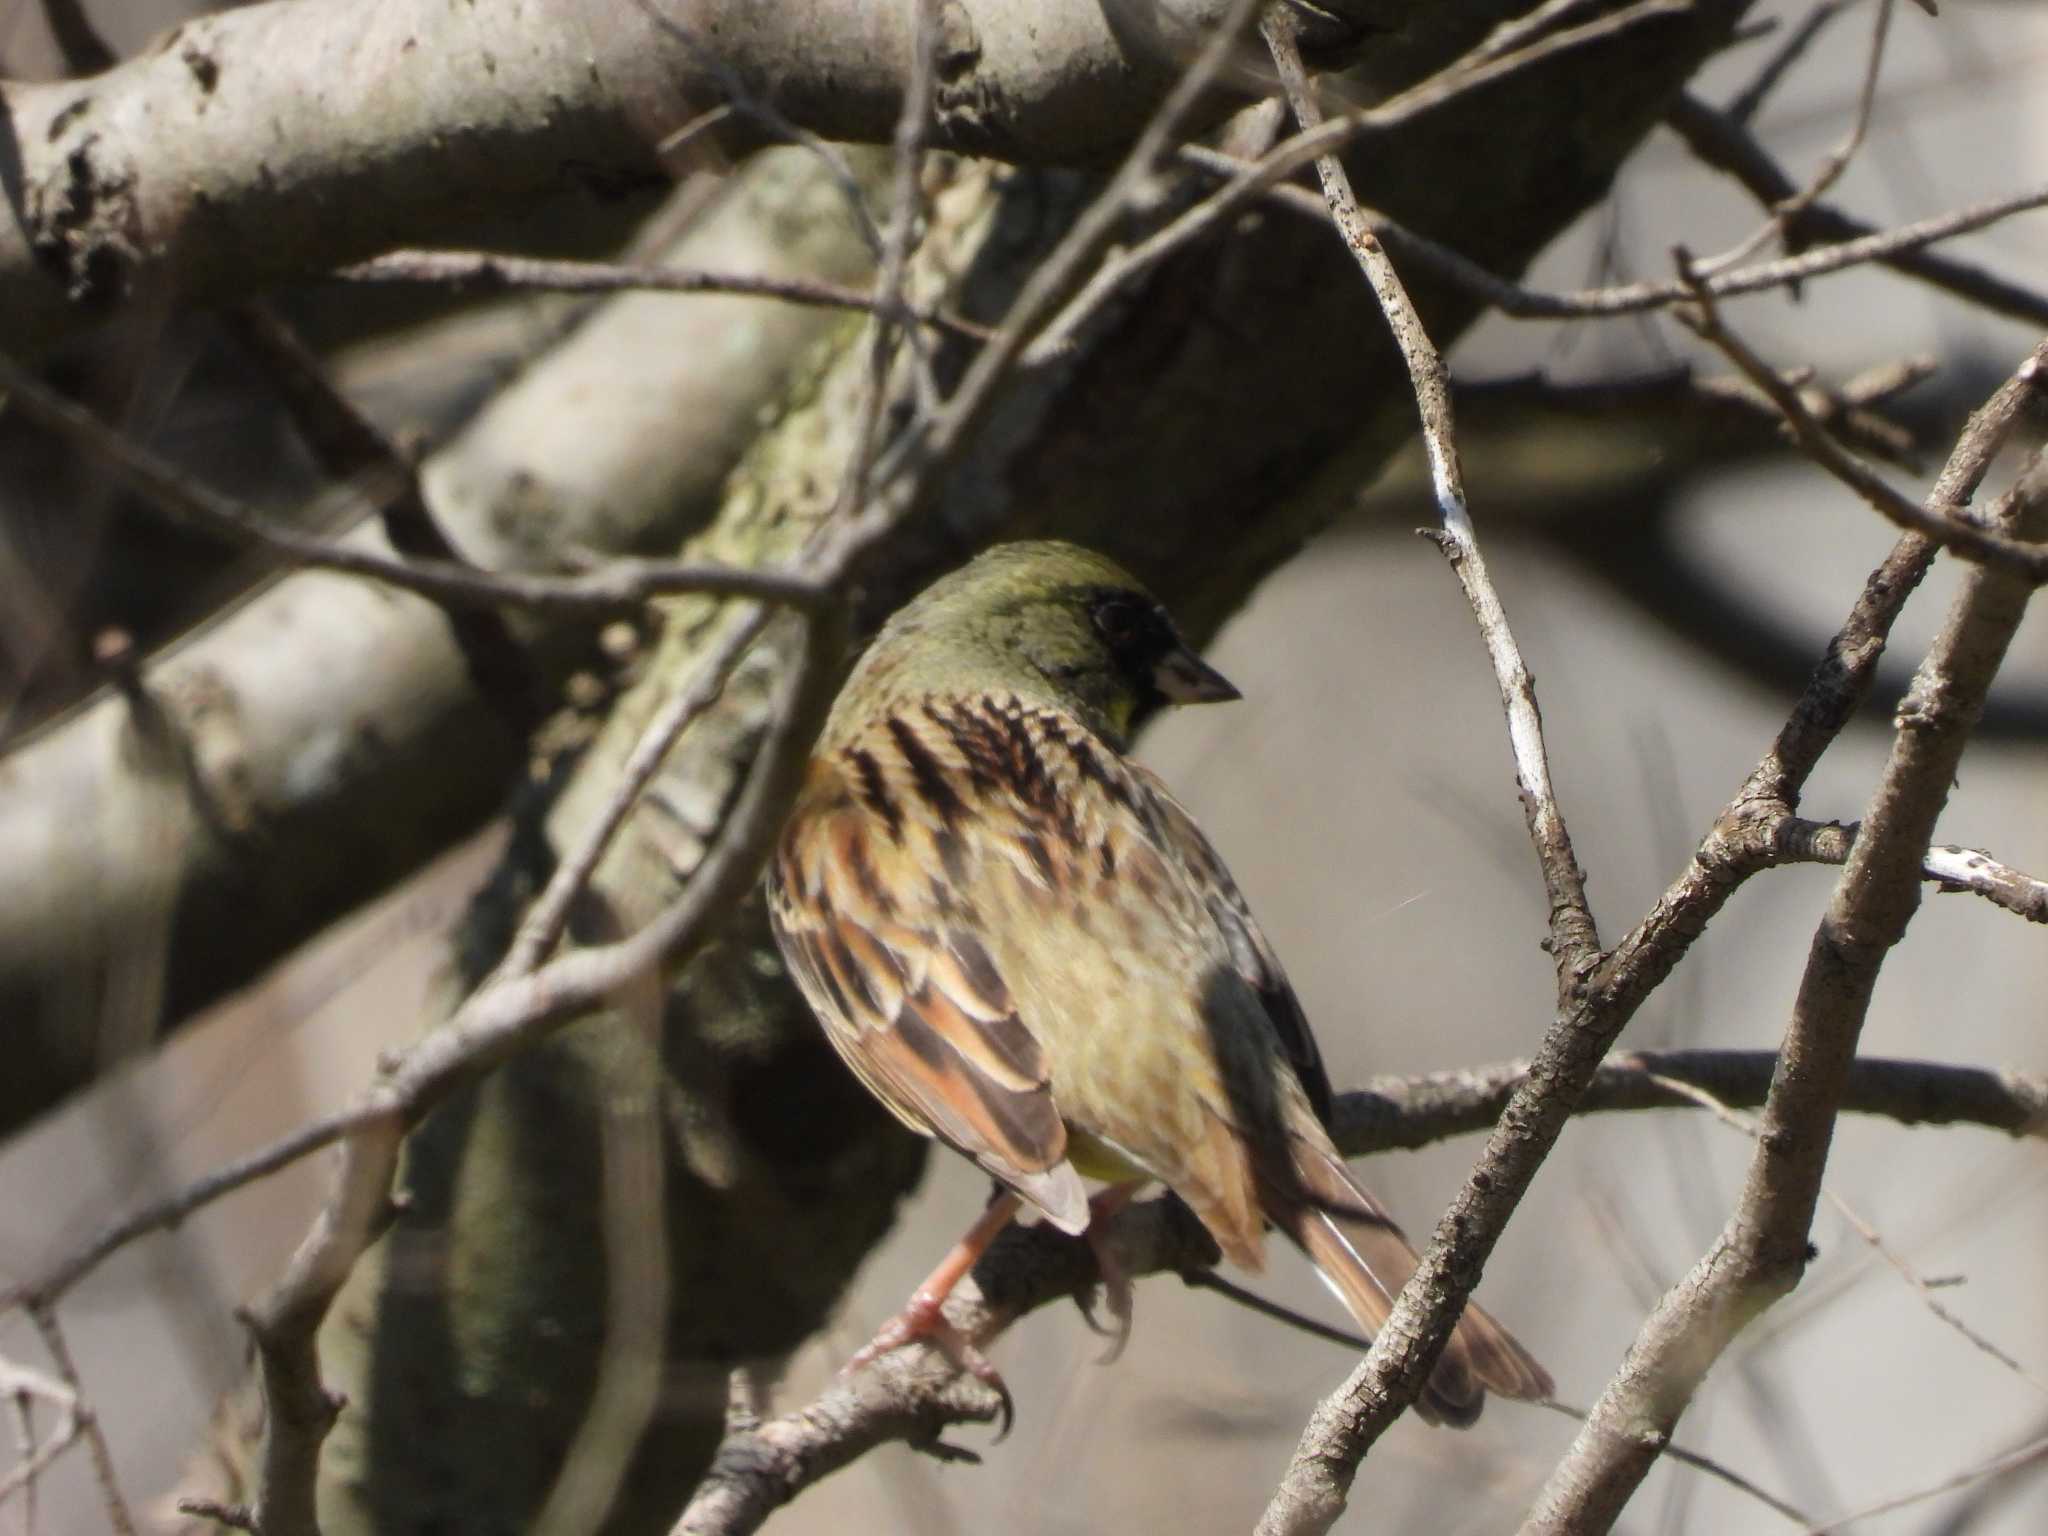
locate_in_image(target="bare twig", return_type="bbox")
[1332,1050,2048,1152]
[893,0,1271,493]
[623,0,889,260]
[1725,0,1855,125]
[1520,392,2048,1534]
[1262,8,1597,982]
[1028,0,1698,365]
[1533,1398,1811,1525]
[7,1044,2040,1339]
[23,1312,133,1536]
[1674,302,2048,582]
[1251,13,1598,1525]
[3,1103,388,1314]
[1921,844,2048,923]
[1127,141,2048,352]
[1694,0,1897,276]
[1639,1071,2048,1395]
[220,302,543,734]
[1777,820,2048,924]
[838,0,943,516]
[497,604,773,975]
[1448,356,1934,470]
[1256,335,2048,1536]
[1669,94,2048,330]
[335,251,996,343]
[1796,1427,2048,1535]
[0,1355,80,1512]
[0,356,838,616]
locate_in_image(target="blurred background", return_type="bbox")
[1,1,2044,1533]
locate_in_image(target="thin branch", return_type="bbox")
[1252,10,1597,1524]
[623,0,889,260]
[497,603,772,975]
[1638,1071,2048,1396]
[1256,335,2048,1536]
[837,0,943,516]
[2,1102,386,1314]
[1262,8,1597,981]
[1797,1427,2048,1535]
[1027,0,1698,365]
[893,0,1271,493]
[220,302,543,735]
[1921,843,2048,923]
[0,356,838,615]
[1450,356,1934,471]
[1533,1398,1811,1526]
[1674,297,2048,582]
[1693,0,1897,277]
[23,1312,133,1536]
[1725,0,1855,125]
[335,251,997,343]
[1776,819,2048,924]
[1134,142,2048,353]
[1331,1051,2048,1154]
[0,1354,80,1512]
[1668,93,2048,330]
[1520,367,2048,1534]
[7,1045,2040,1336]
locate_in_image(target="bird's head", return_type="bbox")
[842,541,1239,747]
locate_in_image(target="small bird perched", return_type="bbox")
[767,540,1550,1426]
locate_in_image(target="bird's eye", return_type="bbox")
[1091,596,1147,647]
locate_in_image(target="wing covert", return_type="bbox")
[769,761,1090,1233]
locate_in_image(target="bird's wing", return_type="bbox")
[768,741,1090,1234]
[1123,761,1337,1126]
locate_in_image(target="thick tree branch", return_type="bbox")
[0,148,882,1129]
[0,0,1368,351]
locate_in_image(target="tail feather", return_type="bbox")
[1266,1134,1553,1427]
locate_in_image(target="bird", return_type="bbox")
[765,539,1551,1427]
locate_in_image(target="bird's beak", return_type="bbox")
[1153,644,1241,704]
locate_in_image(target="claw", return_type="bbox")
[1073,1182,1142,1364]
[839,1191,1022,1439]
[843,1293,1016,1439]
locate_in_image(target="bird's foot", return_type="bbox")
[1073,1184,1140,1363]
[843,1291,1015,1439]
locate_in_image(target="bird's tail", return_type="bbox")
[1261,1131,1553,1428]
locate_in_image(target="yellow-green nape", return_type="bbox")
[915,540,1155,609]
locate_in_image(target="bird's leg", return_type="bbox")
[1075,1181,1144,1362]
[844,1190,1023,1434]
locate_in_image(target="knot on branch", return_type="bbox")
[27,123,141,309]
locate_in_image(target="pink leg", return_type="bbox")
[844,1191,1023,1432]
